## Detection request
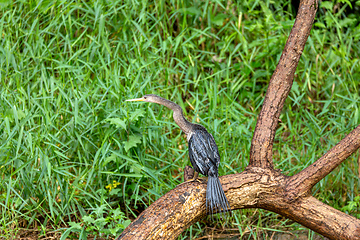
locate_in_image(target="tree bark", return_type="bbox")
[118,0,360,239]
[119,165,360,239]
[249,0,318,168]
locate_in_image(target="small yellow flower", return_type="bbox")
[106,181,121,192]
[113,180,120,187]
[106,184,113,192]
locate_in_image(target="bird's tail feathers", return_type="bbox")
[206,176,231,218]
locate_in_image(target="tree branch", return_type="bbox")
[249,0,318,168]
[118,168,360,240]
[286,124,360,196]
[261,196,360,240]
[117,171,263,240]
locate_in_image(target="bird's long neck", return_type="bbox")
[153,97,194,134]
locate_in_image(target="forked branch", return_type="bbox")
[119,170,360,240]
[249,0,318,168]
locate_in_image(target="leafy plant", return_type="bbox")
[0,0,358,239]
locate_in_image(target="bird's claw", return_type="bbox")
[178,172,207,186]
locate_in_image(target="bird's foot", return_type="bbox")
[195,176,208,182]
[178,172,207,186]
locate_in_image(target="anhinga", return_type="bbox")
[126,94,230,216]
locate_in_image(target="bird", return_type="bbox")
[126,94,230,217]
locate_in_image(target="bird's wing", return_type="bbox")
[188,130,220,176]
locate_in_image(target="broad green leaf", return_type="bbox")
[122,220,132,229]
[112,208,123,217]
[68,221,82,229]
[339,18,357,27]
[106,118,127,130]
[103,153,118,166]
[320,1,333,10]
[130,162,143,175]
[211,14,228,26]
[130,108,145,122]
[123,135,142,152]
[83,215,95,224]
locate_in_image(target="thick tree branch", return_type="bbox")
[119,169,360,240]
[261,196,360,240]
[286,124,360,196]
[118,171,261,239]
[249,0,318,168]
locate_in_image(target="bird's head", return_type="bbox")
[125,94,162,103]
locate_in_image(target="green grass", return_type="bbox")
[0,0,359,239]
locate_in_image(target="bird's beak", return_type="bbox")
[125,97,145,102]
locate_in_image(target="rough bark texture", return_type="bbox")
[118,0,360,239]
[249,0,318,168]
[119,165,360,239]
[184,165,195,182]
[262,196,360,240]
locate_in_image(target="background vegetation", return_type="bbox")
[1,0,359,239]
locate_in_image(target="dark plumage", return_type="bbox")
[188,126,230,216]
[126,94,230,216]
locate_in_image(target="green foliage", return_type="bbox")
[61,204,131,239]
[342,196,360,219]
[0,0,359,239]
